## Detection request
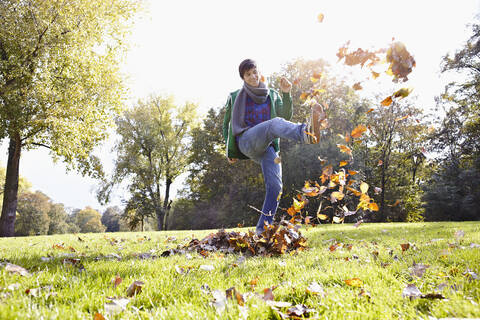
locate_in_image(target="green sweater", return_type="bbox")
[222,88,293,159]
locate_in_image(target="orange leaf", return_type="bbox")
[351,125,367,139]
[345,132,351,143]
[367,108,374,114]
[395,115,410,122]
[287,207,296,216]
[317,13,324,23]
[371,71,380,79]
[400,243,410,252]
[94,313,106,320]
[345,278,363,287]
[312,72,322,79]
[368,202,379,211]
[377,160,383,166]
[348,170,358,176]
[353,82,363,90]
[339,161,348,167]
[300,92,309,101]
[347,186,361,197]
[113,275,122,289]
[388,199,401,207]
[337,144,352,156]
[381,96,393,106]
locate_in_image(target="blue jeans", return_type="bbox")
[237,117,307,234]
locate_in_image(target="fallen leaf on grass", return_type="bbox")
[262,286,277,301]
[454,230,465,241]
[200,265,215,271]
[211,290,227,313]
[5,263,31,277]
[113,275,122,289]
[402,284,422,299]
[226,287,245,306]
[409,263,429,278]
[25,285,56,298]
[126,281,144,297]
[104,297,130,315]
[345,278,363,287]
[306,281,326,296]
[354,220,363,228]
[400,243,410,252]
[286,304,317,318]
[94,313,106,320]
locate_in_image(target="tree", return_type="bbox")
[424,22,480,221]
[0,0,139,237]
[73,207,105,233]
[358,98,429,222]
[98,95,198,230]
[101,206,123,232]
[15,191,50,236]
[47,203,70,235]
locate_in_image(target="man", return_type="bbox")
[223,59,325,235]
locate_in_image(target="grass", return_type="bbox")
[0,221,479,319]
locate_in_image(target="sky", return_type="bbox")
[1,0,479,212]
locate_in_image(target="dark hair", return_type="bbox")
[238,59,257,79]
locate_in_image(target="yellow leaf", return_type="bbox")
[351,125,367,139]
[393,87,412,99]
[317,13,324,23]
[395,115,410,122]
[371,71,380,79]
[339,161,348,167]
[331,191,344,201]
[381,96,393,107]
[317,213,328,220]
[293,198,304,212]
[345,278,363,287]
[360,182,369,194]
[310,77,319,83]
[333,216,344,223]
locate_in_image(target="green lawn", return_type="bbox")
[0,222,479,319]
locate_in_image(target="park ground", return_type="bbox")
[0,221,479,319]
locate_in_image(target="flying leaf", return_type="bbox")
[317,13,324,23]
[393,87,412,99]
[371,71,380,79]
[345,278,363,287]
[360,182,369,194]
[381,96,393,106]
[374,187,382,194]
[389,200,401,207]
[377,160,383,166]
[337,144,352,156]
[367,108,375,114]
[339,161,348,167]
[330,191,345,203]
[353,82,363,90]
[368,202,379,211]
[333,216,344,223]
[351,124,367,139]
[395,115,410,122]
[293,198,305,212]
[348,170,358,176]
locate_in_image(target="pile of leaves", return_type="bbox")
[162,220,307,257]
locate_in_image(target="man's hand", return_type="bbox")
[280,77,292,93]
[227,157,238,164]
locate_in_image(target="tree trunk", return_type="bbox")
[0,134,22,237]
[162,177,172,230]
[155,206,163,231]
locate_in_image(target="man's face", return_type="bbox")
[243,67,260,87]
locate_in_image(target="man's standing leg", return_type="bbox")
[256,146,282,234]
